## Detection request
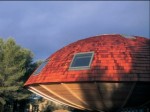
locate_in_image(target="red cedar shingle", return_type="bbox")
[24,34,150,86]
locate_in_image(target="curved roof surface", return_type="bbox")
[25,34,150,86]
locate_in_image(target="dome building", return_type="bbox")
[25,34,150,112]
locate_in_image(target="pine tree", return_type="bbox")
[0,38,36,112]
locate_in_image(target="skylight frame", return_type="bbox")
[69,51,94,70]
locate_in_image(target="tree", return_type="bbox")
[0,38,36,112]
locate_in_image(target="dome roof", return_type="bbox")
[24,34,150,111]
[25,34,150,86]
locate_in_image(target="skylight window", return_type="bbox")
[69,52,94,70]
[33,60,48,75]
[121,34,136,39]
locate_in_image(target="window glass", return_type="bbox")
[69,52,94,70]
[33,61,48,75]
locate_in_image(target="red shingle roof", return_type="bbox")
[25,34,150,86]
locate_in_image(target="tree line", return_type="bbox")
[0,38,41,112]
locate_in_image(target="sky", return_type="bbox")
[0,1,149,61]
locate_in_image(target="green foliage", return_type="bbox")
[0,38,35,106]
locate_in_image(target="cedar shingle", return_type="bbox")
[25,34,150,86]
